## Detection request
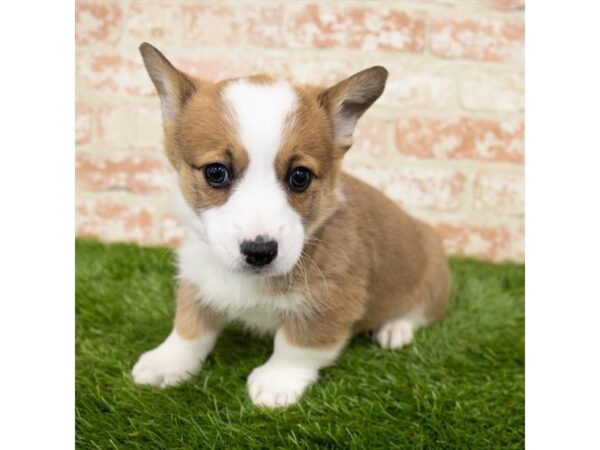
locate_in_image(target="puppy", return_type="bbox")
[132,43,451,408]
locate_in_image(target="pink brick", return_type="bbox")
[430,16,524,62]
[344,164,466,211]
[161,215,185,247]
[123,2,184,45]
[78,50,252,96]
[96,104,163,150]
[352,118,392,158]
[287,4,425,52]
[76,101,93,145]
[236,4,286,48]
[435,223,512,261]
[460,69,524,112]
[182,3,285,47]
[342,164,394,197]
[511,223,525,261]
[397,168,466,211]
[78,52,155,97]
[171,56,253,82]
[395,117,524,163]
[492,0,525,10]
[76,197,156,243]
[431,0,525,9]
[381,61,456,109]
[182,3,424,52]
[474,171,524,216]
[253,55,359,86]
[76,154,171,195]
[76,1,123,45]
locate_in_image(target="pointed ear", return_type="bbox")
[139,42,196,123]
[318,66,388,151]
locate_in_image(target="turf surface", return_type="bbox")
[76,238,524,449]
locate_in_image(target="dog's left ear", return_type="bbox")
[318,66,388,152]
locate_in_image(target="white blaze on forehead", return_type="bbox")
[222,80,297,165]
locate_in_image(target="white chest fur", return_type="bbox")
[177,233,304,334]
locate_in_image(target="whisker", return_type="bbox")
[301,251,330,300]
[304,235,350,262]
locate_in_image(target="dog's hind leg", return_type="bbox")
[373,314,425,350]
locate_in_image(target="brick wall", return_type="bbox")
[75,0,525,262]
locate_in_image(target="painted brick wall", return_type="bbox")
[75,0,525,262]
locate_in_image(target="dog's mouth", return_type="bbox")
[239,263,276,276]
[235,254,299,278]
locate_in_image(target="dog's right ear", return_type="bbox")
[139,42,196,123]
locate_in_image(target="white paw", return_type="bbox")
[132,346,201,388]
[374,318,415,350]
[132,332,206,388]
[247,363,317,408]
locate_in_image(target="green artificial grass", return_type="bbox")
[76,238,524,449]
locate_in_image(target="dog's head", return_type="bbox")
[140,43,387,276]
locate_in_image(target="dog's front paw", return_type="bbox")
[132,334,203,388]
[247,363,318,408]
[132,346,201,388]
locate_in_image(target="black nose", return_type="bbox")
[240,235,278,267]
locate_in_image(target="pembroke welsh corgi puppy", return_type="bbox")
[132,43,451,408]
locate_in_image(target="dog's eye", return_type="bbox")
[288,167,312,192]
[204,163,231,188]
